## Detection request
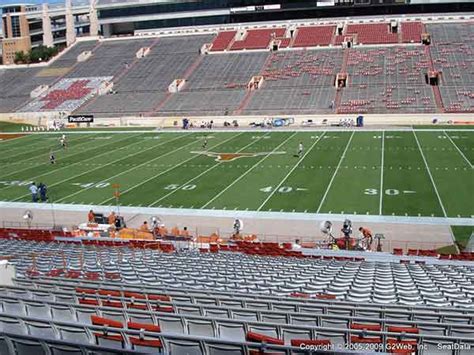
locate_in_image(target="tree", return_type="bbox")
[27,45,59,63]
[14,51,28,64]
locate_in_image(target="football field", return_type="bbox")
[0,129,472,219]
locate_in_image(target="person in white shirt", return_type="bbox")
[29,183,38,202]
[60,134,67,149]
[297,142,303,157]
[292,239,302,250]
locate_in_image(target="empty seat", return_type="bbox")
[187,319,215,337]
[158,318,185,334]
[282,328,312,345]
[0,317,27,335]
[0,336,13,355]
[57,326,91,344]
[166,339,203,355]
[25,303,51,319]
[94,333,124,350]
[217,323,246,341]
[207,343,245,355]
[51,306,76,323]
[25,321,57,338]
[49,344,84,355]
[11,337,47,355]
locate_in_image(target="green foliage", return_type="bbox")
[14,45,59,64]
[14,51,28,64]
[451,226,474,250]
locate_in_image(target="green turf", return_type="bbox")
[413,125,474,130]
[451,226,474,250]
[1,129,473,219]
[436,245,459,255]
[0,121,32,132]
[63,126,158,131]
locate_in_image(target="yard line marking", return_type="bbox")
[6,133,145,194]
[0,135,98,180]
[413,131,448,218]
[316,131,355,214]
[52,134,187,203]
[379,131,385,215]
[100,133,244,205]
[201,132,297,209]
[257,131,327,212]
[1,134,85,161]
[1,135,56,155]
[148,133,269,207]
[444,131,473,169]
[12,133,165,202]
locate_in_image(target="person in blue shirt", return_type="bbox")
[38,183,48,202]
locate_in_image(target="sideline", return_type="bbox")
[0,201,472,226]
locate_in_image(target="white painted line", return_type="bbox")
[9,133,145,199]
[100,133,244,205]
[316,131,355,213]
[379,130,385,215]
[0,134,101,180]
[201,132,297,209]
[413,131,448,218]
[53,134,188,203]
[444,131,473,169]
[6,128,474,139]
[149,132,269,207]
[1,134,86,163]
[257,132,327,212]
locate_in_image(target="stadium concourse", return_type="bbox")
[0,12,474,355]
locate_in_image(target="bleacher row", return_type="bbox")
[0,233,472,354]
[209,22,424,52]
[2,237,474,307]
[0,22,472,116]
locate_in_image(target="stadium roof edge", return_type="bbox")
[133,12,474,37]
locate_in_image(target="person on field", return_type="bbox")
[297,142,303,158]
[60,134,67,149]
[38,182,47,202]
[202,138,208,150]
[49,151,56,164]
[29,183,38,202]
[88,210,95,223]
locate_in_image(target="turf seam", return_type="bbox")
[443,130,473,169]
[53,134,188,203]
[379,131,385,216]
[0,135,90,177]
[257,131,327,212]
[9,133,146,201]
[316,131,355,214]
[200,132,298,209]
[100,133,246,205]
[148,132,272,207]
[0,134,135,179]
[412,130,448,218]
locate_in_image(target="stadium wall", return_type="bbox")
[1,113,472,129]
